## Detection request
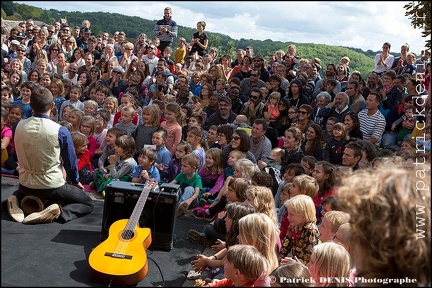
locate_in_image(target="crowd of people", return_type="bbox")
[1,6,431,287]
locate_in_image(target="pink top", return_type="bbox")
[160,121,182,155]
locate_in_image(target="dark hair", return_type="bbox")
[233,129,251,152]
[251,171,273,189]
[315,161,337,192]
[153,127,168,139]
[344,142,363,160]
[30,86,53,113]
[304,122,322,158]
[253,118,268,131]
[356,139,378,162]
[321,195,341,211]
[368,92,382,103]
[286,163,305,176]
[344,112,361,132]
[95,109,111,123]
[107,127,127,139]
[225,202,256,248]
[217,124,234,141]
[181,105,192,118]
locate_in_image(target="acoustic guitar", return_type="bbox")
[88,179,158,286]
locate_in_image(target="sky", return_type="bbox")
[16,1,427,54]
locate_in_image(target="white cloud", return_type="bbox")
[16,1,426,53]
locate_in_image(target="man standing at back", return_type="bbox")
[7,86,94,224]
[153,7,178,53]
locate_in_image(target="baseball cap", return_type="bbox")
[83,28,92,34]
[149,44,156,50]
[11,40,20,46]
[16,32,26,39]
[219,96,232,105]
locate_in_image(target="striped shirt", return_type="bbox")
[358,109,386,147]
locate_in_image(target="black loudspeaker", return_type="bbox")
[101,181,180,251]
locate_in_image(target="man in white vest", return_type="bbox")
[7,86,94,224]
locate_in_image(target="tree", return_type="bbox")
[404,1,431,49]
[2,1,15,16]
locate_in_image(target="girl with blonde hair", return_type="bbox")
[279,194,320,266]
[238,213,279,286]
[245,185,279,229]
[307,242,351,287]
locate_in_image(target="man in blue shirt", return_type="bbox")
[8,86,94,224]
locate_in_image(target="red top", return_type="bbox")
[77,149,93,173]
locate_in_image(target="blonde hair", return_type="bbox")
[181,153,200,170]
[271,147,285,164]
[81,115,95,136]
[141,104,160,127]
[323,211,350,234]
[71,131,88,147]
[238,213,279,272]
[121,105,136,116]
[234,158,260,180]
[246,185,279,228]
[285,194,317,223]
[311,242,351,287]
[270,262,315,287]
[204,148,224,175]
[103,96,119,114]
[292,174,319,198]
[269,91,281,102]
[229,149,246,160]
[84,99,98,112]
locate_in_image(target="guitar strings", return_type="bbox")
[112,179,157,256]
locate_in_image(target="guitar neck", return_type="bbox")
[122,180,157,238]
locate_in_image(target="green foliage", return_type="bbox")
[2,1,15,16]
[404,1,431,49]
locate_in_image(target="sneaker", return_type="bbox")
[7,195,24,223]
[192,209,213,221]
[176,202,188,217]
[188,229,214,247]
[22,204,61,224]
[187,269,202,280]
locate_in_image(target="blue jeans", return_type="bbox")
[381,132,397,148]
[179,186,198,209]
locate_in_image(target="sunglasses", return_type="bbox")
[112,71,121,74]
[232,136,240,141]
[299,111,308,114]
[250,74,259,77]
[251,96,259,100]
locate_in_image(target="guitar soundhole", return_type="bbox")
[121,229,135,240]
